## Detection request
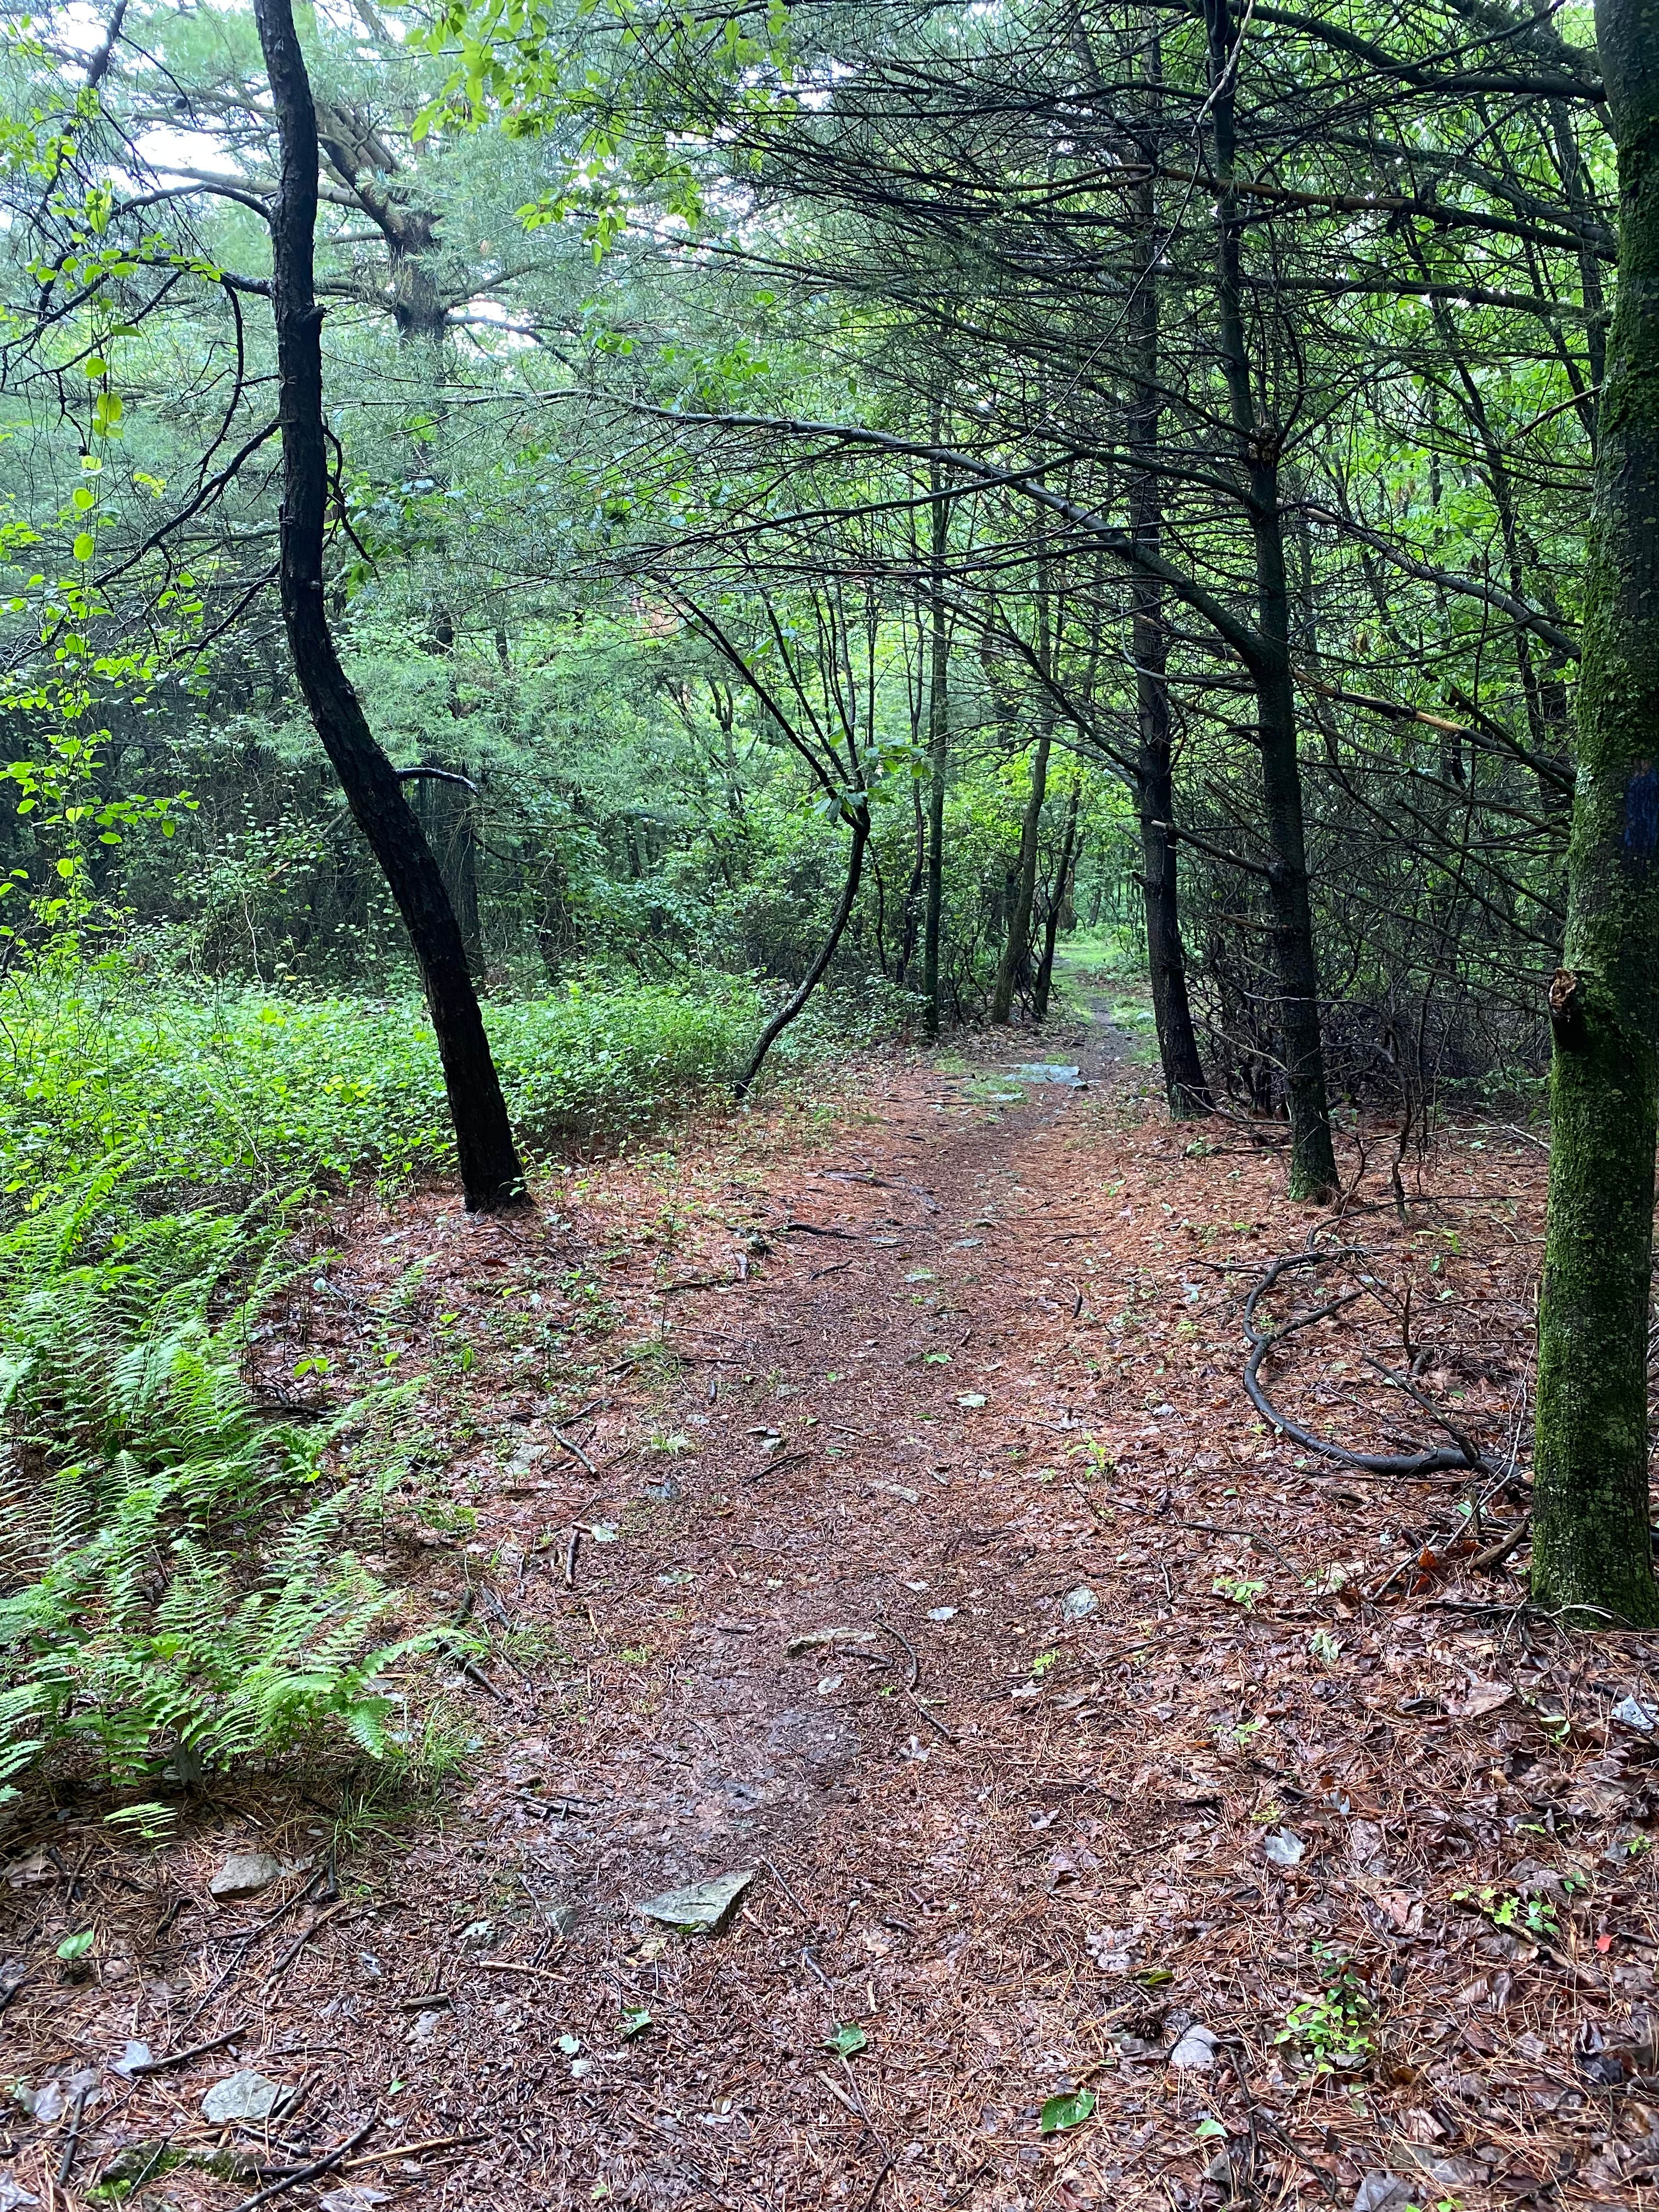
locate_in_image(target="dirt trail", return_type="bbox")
[7,996,1659,2212]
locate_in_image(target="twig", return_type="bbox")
[906,1695,959,1745]
[264,1899,348,1989]
[874,1615,921,1690]
[228,2115,377,2212]
[563,1525,581,1587]
[1472,1514,1532,1572]
[128,2023,250,2074]
[743,1448,811,1483]
[460,1656,511,1706]
[550,1426,596,1474]
[340,2131,483,2171]
[56,2081,89,2187]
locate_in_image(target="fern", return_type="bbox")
[0,1171,430,1796]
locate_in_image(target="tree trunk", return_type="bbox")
[735,806,870,1097]
[1127,131,1211,1116]
[1206,0,1337,1198]
[992,707,1053,1025]
[1532,0,1659,1626]
[1032,780,1079,1022]
[251,0,524,1211]
[922,441,950,1037]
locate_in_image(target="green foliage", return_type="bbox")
[0,1173,440,1795]
[1276,1945,1377,2074]
[0,970,760,1203]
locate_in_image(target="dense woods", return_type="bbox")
[2,0,1659,2200]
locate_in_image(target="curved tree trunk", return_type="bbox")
[735,806,871,1099]
[251,0,524,1211]
[1533,0,1659,1626]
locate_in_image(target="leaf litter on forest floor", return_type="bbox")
[0,1019,1656,2210]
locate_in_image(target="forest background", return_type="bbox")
[0,0,1650,1803]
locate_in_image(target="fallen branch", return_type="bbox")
[228,2115,377,2212]
[128,2024,250,2075]
[1242,1248,1501,1480]
[550,1426,596,1474]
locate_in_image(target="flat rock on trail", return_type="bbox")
[7,1006,1659,2212]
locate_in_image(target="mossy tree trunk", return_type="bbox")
[1533,0,1659,1626]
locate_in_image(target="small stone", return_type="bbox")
[1060,1586,1099,1621]
[570,2057,594,2079]
[635,1869,755,1936]
[459,1920,496,1951]
[927,1607,957,1622]
[407,2010,445,2046]
[816,1674,844,1695]
[1612,1693,1658,1735]
[1169,2024,1218,2072]
[318,2191,391,2212]
[208,1852,283,1903]
[1352,2177,1415,2212]
[201,2070,292,2125]
[1264,1828,1305,1868]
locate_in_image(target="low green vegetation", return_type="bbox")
[0,1175,441,1817]
[0,967,764,1201]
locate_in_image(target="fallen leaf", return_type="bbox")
[1040,2088,1097,2134]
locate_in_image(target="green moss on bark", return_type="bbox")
[1533,0,1659,1625]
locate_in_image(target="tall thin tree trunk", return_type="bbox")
[1206,0,1336,1197]
[923,438,950,1037]
[1032,780,1079,1022]
[1127,120,1211,1115]
[992,704,1053,1024]
[1533,0,1659,1627]
[251,0,524,1210]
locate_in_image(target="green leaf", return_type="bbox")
[56,1929,94,1962]
[1195,2118,1227,2141]
[619,2005,651,2040]
[1040,2089,1096,2135]
[823,2024,867,2057]
[71,486,95,511]
[72,532,94,562]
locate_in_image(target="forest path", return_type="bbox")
[18,995,1657,2212]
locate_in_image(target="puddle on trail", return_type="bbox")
[1010,1061,1084,1086]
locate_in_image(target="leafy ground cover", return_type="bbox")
[0,1014,1653,2210]
[0,973,767,1200]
